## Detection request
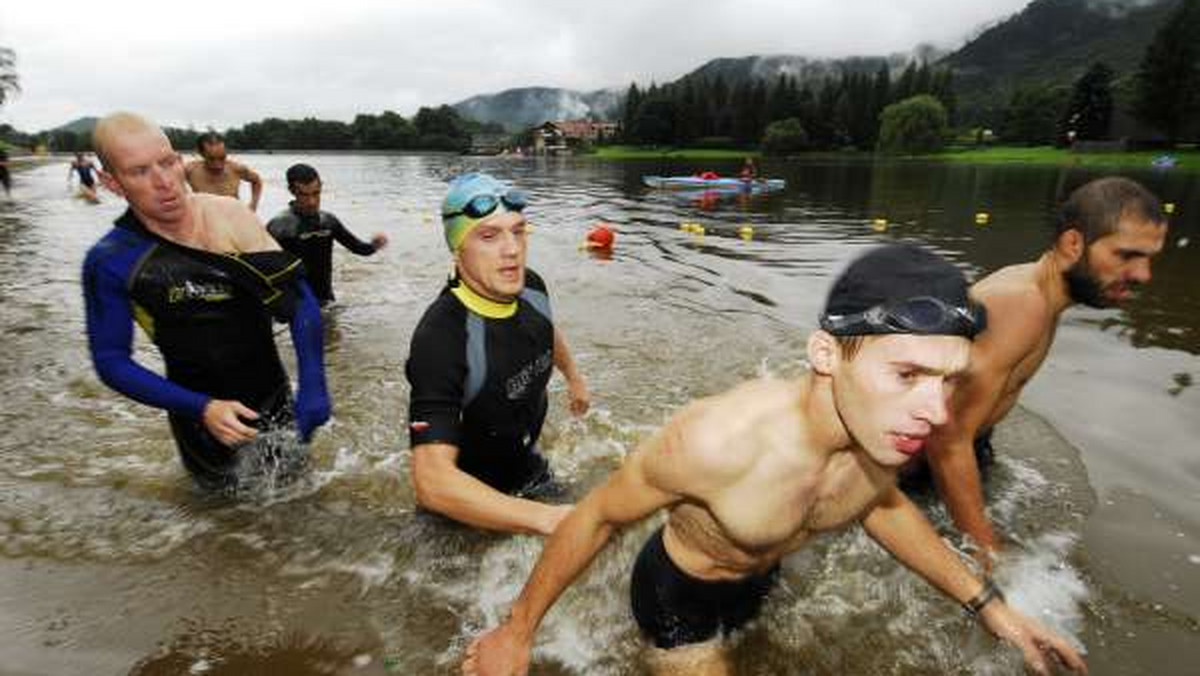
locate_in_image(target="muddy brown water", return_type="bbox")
[0,154,1197,675]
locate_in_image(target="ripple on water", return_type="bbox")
[0,480,212,562]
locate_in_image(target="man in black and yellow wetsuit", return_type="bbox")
[82,113,330,490]
[406,172,589,536]
[266,163,388,305]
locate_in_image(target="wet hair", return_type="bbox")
[196,131,224,154]
[1057,177,1165,245]
[286,163,321,189]
[835,335,870,360]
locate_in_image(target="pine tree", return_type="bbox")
[1062,62,1114,141]
[622,83,642,143]
[1134,0,1200,145]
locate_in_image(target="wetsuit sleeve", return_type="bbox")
[287,278,330,441]
[405,310,466,449]
[329,214,378,256]
[83,253,210,419]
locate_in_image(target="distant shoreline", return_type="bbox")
[924,145,1200,172]
[586,144,1200,172]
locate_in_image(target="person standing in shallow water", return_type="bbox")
[82,112,330,490]
[184,131,263,211]
[267,163,388,305]
[406,172,590,536]
[463,244,1087,676]
[0,146,13,197]
[69,152,100,202]
[919,176,1168,563]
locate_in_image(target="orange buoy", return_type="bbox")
[586,223,616,250]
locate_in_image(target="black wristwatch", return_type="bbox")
[963,577,1005,618]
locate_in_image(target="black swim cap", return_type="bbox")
[821,244,986,338]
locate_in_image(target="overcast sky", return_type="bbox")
[0,0,1032,132]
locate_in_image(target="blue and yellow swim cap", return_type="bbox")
[441,173,528,251]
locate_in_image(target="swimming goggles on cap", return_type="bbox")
[820,295,986,338]
[442,189,528,220]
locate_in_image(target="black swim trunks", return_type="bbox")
[630,527,779,650]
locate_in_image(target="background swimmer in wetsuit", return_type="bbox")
[405,172,590,535]
[69,152,100,202]
[82,112,330,489]
[267,163,388,304]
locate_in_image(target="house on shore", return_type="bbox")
[529,119,619,155]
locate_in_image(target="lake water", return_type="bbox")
[0,153,1197,675]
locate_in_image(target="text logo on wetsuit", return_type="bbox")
[167,281,234,304]
[506,350,553,400]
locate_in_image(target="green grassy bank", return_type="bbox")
[926,145,1199,171]
[590,143,1198,171]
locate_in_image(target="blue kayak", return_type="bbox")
[643,176,786,192]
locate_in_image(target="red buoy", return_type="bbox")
[586,224,616,250]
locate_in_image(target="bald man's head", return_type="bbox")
[92,112,168,170]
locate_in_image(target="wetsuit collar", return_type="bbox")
[451,280,517,319]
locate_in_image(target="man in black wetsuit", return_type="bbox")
[267,163,388,305]
[406,172,590,535]
[82,112,330,490]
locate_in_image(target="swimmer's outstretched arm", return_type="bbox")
[552,328,589,416]
[464,412,720,676]
[411,443,571,536]
[330,215,384,255]
[863,487,1087,675]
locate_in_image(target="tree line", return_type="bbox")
[995,0,1200,147]
[620,60,955,152]
[1,104,504,154]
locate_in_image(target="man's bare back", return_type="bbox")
[147,192,278,255]
[962,259,1062,428]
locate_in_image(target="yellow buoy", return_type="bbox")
[693,225,706,236]
[975,212,990,225]
[1164,202,1176,215]
[871,218,888,233]
[680,222,690,231]
[738,225,754,240]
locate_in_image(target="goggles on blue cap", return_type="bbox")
[442,189,528,220]
[820,296,986,338]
